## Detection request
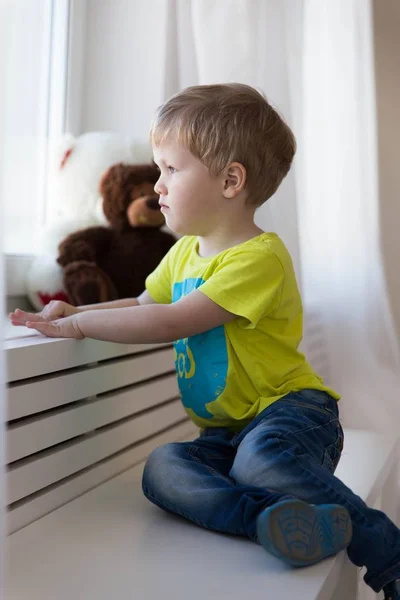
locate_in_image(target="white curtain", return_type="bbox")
[164,0,302,279]
[162,0,400,436]
[298,0,400,434]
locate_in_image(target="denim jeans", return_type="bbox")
[142,389,400,592]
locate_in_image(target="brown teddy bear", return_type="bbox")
[57,163,176,306]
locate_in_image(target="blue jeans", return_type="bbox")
[142,389,400,592]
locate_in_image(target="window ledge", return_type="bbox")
[4,322,171,384]
[4,320,38,342]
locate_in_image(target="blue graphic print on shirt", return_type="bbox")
[172,278,228,419]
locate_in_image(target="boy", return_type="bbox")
[10,83,400,598]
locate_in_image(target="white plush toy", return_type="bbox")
[27,131,151,310]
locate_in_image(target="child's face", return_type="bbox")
[152,141,225,236]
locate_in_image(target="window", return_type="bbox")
[1,0,70,294]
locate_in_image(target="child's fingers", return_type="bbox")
[10,310,45,323]
[9,314,28,325]
[11,309,31,318]
[15,309,41,320]
[9,310,26,321]
[26,321,57,337]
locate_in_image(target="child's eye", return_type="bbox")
[168,166,177,173]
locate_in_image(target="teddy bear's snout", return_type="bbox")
[127,194,165,228]
[146,196,161,211]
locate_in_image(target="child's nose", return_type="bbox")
[154,179,167,195]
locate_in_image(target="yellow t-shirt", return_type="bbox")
[145,233,339,431]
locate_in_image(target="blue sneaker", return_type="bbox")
[383,580,400,599]
[256,499,352,567]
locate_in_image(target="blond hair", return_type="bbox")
[150,83,296,207]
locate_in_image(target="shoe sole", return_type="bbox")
[257,499,353,567]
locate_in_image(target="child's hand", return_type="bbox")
[9,301,79,328]
[24,314,85,339]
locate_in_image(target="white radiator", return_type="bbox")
[5,334,196,534]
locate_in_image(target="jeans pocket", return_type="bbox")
[296,389,339,416]
[322,424,344,473]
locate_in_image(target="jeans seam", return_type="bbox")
[190,447,234,483]
[187,445,197,458]
[278,416,340,441]
[286,417,342,470]
[285,400,336,417]
[365,559,400,592]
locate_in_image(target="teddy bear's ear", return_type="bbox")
[52,133,76,156]
[48,133,76,171]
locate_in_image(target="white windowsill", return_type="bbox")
[4,319,172,385]
[4,320,38,342]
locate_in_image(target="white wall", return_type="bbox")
[373,0,400,338]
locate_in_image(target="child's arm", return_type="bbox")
[78,289,156,310]
[22,290,237,343]
[9,290,155,328]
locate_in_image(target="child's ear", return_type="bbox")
[222,162,246,199]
